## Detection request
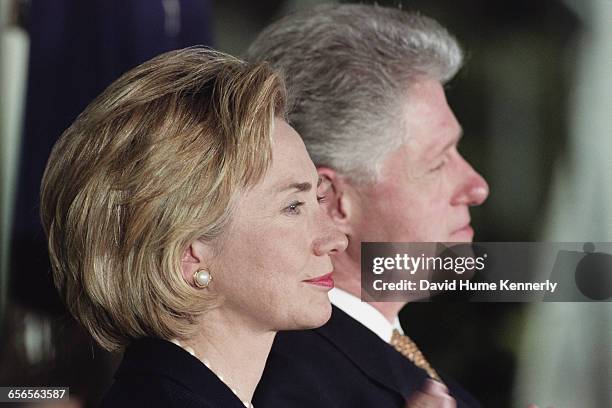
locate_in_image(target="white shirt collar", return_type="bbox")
[328,288,403,343]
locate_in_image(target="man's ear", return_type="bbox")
[317,167,358,236]
[180,239,212,285]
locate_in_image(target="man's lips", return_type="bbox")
[451,223,474,239]
[302,272,334,289]
[454,224,473,233]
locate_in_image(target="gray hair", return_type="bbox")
[246,3,463,183]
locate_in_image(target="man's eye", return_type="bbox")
[285,201,304,215]
[430,160,447,172]
[317,195,327,204]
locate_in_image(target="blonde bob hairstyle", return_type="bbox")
[40,47,286,351]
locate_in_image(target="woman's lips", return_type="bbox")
[303,272,334,289]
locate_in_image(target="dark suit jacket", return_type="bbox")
[100,338,247,408]
[254,306,481,408]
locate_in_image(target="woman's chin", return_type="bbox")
[295,299,333,330]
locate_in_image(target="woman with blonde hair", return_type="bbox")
[40,47,347,407]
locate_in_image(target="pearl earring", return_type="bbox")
[193,268,212,288]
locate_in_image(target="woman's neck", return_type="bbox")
[178,310,276,406]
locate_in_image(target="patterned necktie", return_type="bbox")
[390,329,442,382]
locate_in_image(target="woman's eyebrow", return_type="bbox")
[275,175,321,194]
[276,181,312,193]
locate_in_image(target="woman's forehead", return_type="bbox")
[262,119,318,191]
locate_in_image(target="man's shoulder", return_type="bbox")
[257,328,407,408]
[258,307,482,408]
[255,307,418,408]
[268,305,386,364]
[264,322,352,376]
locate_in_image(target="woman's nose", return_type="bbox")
[313,215,348,256]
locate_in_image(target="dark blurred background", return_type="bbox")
[1,1,610,407]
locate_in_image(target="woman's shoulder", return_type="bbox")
[99,338,245,408]
[99,372,212,408]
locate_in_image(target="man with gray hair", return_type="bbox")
[247,4,488,407]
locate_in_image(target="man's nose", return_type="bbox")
[451,156,489,207]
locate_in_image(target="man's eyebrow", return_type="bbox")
[434,128,463,157]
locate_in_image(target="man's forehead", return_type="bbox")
[401,125,462,162]
[401,79,462,154]
[426,127,463,157]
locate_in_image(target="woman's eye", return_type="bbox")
[285,201,304,215]
[317,195,327,204]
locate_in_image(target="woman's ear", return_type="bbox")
[317,167,358,236]
[180,239,212,285]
